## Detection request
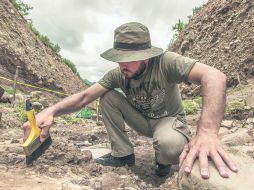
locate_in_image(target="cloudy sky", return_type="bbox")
[22,0,208,82]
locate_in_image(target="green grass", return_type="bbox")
[10,0,32,16]
[5,87,15,95]
[62,115,82,125]
[14,103,27,123]
[168,3,206,49]
[182,97,202,115]
[225,99,245,113]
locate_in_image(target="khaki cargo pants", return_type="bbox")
[100,90,191,165]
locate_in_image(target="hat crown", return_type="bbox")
[114,22,151,45]
[100,22,163,63]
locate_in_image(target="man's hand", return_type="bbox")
[179,133,238,179]
[22,108,54,143]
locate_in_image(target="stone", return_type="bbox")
[74,141,92,148]
[246,124,253,130]
[178,152,254,190]
[30,91,43,99]
[83,141,93,147]
[39,98,50,108]
[221,120,234,129]
[180,40,190,54]
[0,94,11,103]
[32,102,43,111]
[10,139,19,144]
[221,129,252,146]
[81,143,111,159]
[246,118,254,124]
[229,127,238,133]
[89,134,98,142]
[77,150,92,163]
[244,106,251,110]
[96,121,104,126]
[218,127,229,138]
[14,93,25,104]
[119,184,125,188]
[94,181,102,190]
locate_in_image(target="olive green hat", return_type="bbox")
[100,22,163,63]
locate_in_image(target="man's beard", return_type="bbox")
[122,61,147,79]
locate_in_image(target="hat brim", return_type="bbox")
[100,46,163,62]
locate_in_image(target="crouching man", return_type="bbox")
[22,22,238,178]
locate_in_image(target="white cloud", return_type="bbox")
[22,0,208,82]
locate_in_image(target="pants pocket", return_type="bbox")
[172,118,192,142]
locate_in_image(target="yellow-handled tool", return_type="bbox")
[21,99,52,165]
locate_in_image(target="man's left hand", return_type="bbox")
[179,133,238,179]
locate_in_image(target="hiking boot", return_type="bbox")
[95,153,135,167]
[155,162,171,176]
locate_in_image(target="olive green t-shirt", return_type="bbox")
[98,51,197,119]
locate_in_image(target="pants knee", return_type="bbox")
[154,136,187,164]
[100,90,114,106]
[100,90,123,108]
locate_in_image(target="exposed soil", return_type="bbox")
[0,112,179,190]
[172,0,254,87]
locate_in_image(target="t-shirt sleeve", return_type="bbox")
[98,68,121,89]
[160,51,198,83]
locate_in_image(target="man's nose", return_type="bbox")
[120,63,128,69]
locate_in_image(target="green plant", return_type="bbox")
[10,0,33,16]
[188,5,204,20]
[193,96,202,106]
[14,103,27,123]
[52,44,61,54]
[168,3,206,48]
[5,87,15,95]
[182,99,200,115]
[172,19,187,34]
[62,58,79,74]
[40,35,61,54]
[62,114,82,125]
[225,99,251,120]
[225,100,245,113]
[76,107,93,119]
[27,21,40,36]
[168,19,187,47]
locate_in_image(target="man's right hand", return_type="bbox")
[22,108,54,143]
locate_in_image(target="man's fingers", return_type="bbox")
[218,148,238,172]
[210,150,229,178]
[22,122,31,142]
[40,124,50,142]
[179,144,190,166]
[40,125,50,143]
[199,151,209,179]
[184,149,198,174]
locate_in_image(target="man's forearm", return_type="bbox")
[46,91,88,117]
[197,72,227,135]
[44,83,107,117]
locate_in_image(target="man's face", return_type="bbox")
[118,60,148,79]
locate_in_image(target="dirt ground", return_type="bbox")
[0,79,253,190]
[0,117,180,190]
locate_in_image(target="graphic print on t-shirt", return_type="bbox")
[125,81,169,118]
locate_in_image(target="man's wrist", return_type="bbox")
[44,106,56,117]
[196,118,220,136]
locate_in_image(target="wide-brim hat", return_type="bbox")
[100,22,163,63]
